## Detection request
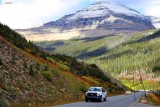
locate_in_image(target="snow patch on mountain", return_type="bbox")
[16,1,156,41]
[105,16,120,23]
[100,15,132,24]
[67,1,141,21]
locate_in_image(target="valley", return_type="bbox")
[37,29,160,90]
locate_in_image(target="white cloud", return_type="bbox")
[0,0,160,29]
[142,0,160,17]
[0,0,86,29]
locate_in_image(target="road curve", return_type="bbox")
[53,92,144,107]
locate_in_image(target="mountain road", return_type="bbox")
[53,92,146,107]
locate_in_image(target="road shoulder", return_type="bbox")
[134,103,159,107]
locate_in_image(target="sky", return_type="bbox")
[0,0,160,29]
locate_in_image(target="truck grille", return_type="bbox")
[87,93,97,96]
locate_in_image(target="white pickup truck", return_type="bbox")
[85,87,107,102]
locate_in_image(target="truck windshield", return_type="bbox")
[88,88,101,92]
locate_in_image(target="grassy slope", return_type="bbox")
[36,34,129,58]
[37,29,160,90]
[0,23,125,106]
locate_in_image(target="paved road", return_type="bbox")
[53,92,145,107]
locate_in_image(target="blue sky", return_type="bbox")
[0,0,160,29]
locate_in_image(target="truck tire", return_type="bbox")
[85,98,88,102]
[104,96,106,101]
[98,96,102,102]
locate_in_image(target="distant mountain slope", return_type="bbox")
[36,34,128,58]
[17,1,154,41]
[44,1,152,30]
[37,29,160,90]
[0,23,127,107]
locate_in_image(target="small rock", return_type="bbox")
[141,97,148,104]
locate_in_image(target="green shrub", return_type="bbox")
[35,62,40,71]
[42,71,53,82]
[90,64,98,69]
[44,65,49,71]
[79,84,87,92]
[29,65,34,77]
[23,62,27,70]
[0,58,2,65]
[56,62,70,71]
[152,66,160,73]
[156,90,160,96]
[108,88,113,92]
[10,59,15,64]
[51,69,58,76]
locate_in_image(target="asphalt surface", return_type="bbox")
[53,92,145,107]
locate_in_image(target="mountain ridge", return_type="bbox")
[16,1,157,41]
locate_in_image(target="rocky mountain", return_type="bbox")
[0,23,127,107]
[44,1,152,30]
[17,1,155,41]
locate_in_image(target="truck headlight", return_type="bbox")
[97,93,101,96]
